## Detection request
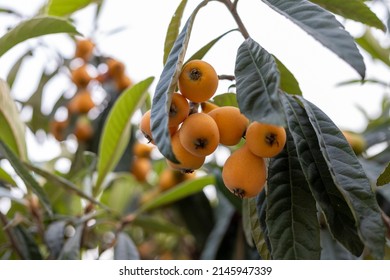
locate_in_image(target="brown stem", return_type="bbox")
[217,0,250,39]
[218,74,235,81]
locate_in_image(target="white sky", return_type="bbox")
[0,0,389,161]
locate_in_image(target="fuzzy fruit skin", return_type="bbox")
[169,92,190,127]
[106,58,125,79]
[115,74,132,91]
[74,117,94,142]
[208,106,249,146]
[130,157,151,182]
[158,169,195,192]
[71,64,91,88]
[133,142,154,158]
[178,60,218,103]
[246,121,286,158]
[201,101,219,113]
[139,110,153,143]
[167,132,205,173]
[179,113,220,157]
[222,144,266,198]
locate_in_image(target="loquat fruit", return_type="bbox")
[342,130,366,155]
[222,144,266,198]
[49,119,69,141]
[166,132,205,173]
[130,157,151,182]
[169,92,190,128]
[139,110,153,144]
[178,60,218,103]
[179,113,220,157]
[74,116,94,142]
[208,106,249,146]
[201,101,219,113]
[133,142,154,158]
[67,89,95,115]
[106,58,125,79]
[246,121,286,158]
[115,74,132,91]
[71,64,92,89]
[75,39,94,61]
[158,168,195,192]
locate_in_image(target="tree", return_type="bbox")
[0,0,389,260]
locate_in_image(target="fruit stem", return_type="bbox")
[217,0,250,39]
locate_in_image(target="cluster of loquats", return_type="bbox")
[49,38,133,145]
[139,59,287,199]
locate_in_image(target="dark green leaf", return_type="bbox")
[256,189,272,259]
[163,0,188,65]
[0,16,80,58]
[261,0,366,78]
[235,37,284,126]
[0,140,52,216]
[0,79,27,160]
[132,215,186,235]
[151,1,209,162]
[0,166,17,186]
[114,232,140,260]
[281,94,363,256]
[200,191,235,260]
[44,221,67,259]
[58,225,83,260]
[267,129,321,259]
[187,28,238,62]
[96,77,154,192]
[47,0,93,17]
[300,96,386,259]
[377,162,390,186]
[273,55,302,95]
[13,225,42,260]
[137,175,215,214]
[310,0,386,31]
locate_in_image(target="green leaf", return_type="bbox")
[256,189,272,259]
[151,1,210,162]
[310,0,386,31]
[267,129,321,259]
[114,232,140,260]
[6,50,32,89]
[213,93,238,107]
[356,29,390,67]
[0,16,80,58]
[0,140,52,216]
[133,215,186,236]
[377,162,390,187]
[13,225,43,260]
[47,0,94,17]
[235,37,284,125]
[187,28,238,62]
[281,93,364,256]
[300,96,386,259]
[137,175,215,214]
[0,166,17,186]
[0,79,27,160]
[273,55,302,95]
[246,197,271,260]
[95,77,154,192]
[261,0,366,78]
[58,225,83,260]
[163,0,188,65]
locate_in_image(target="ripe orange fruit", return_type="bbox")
[166,132,205,173]
[342,131,366,155]
[71,64,92,88]
[139,110,153,143]
[67,89,95,115]
[106,58,125,79]
[179,113,219,157]
[208,106,249,146]
[222,144,266,198]
[75,39,94,61]
[115,74,132,91]
[246,121,286,158]
[178,60,218,103]
[49,119,69,141]
[169,92,190,128]
[130,157,151,182]
[74,116,94,142]
[201,101,219,113]
[158,168,195,192]
[133,142,154,158]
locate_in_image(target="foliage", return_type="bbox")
[0,0,389,260]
